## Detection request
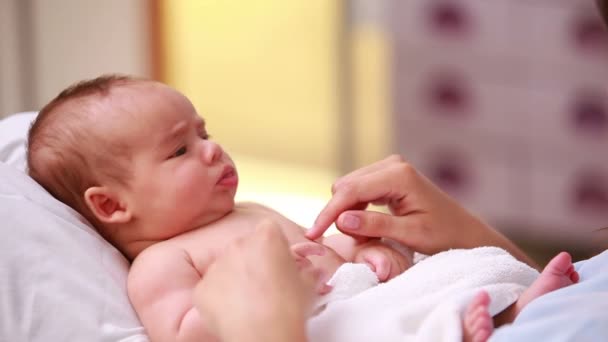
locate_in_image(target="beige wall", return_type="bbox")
[0,0,151,117]
[0,0,26,118]
[162,1,341,169]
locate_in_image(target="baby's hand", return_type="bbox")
[353,240,413,282]
[291,241,345,295]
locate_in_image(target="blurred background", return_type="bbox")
[1,0,608,264]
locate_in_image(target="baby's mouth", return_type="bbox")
[217,165,238,186]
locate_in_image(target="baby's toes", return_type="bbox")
[544,252,573,276]
[569,269,580,283]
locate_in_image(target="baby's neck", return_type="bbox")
[122,239,159,261]
[116,207,239,261]
[103,219,182,261]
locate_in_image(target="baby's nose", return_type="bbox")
[202,140,222,164]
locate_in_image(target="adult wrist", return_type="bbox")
[224,310,307,342]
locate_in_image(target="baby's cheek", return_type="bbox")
[174,168,214,203]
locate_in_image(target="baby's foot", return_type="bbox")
[514,252,579,315]
[463,291,493,342]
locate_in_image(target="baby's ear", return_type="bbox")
[84,186,132,224]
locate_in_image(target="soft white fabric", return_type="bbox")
[308,247,539,342]
[0,112,37,171]
[315,263,379,309]
[0,113,148,341]
[0,162,148,342]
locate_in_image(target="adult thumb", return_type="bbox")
[335,210,410,244]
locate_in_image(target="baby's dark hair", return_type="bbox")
[27,74,144,228]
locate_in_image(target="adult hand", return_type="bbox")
[194,220,316,342]
[306,155,536,267]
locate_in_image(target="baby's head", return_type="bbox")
[27,75,238,258]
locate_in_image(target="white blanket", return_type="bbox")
[307,247,539,342]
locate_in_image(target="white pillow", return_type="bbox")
[0,112,37,171]
[0,114,148,341]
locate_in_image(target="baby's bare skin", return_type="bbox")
[150,202,343,278]
[129,202,410,341]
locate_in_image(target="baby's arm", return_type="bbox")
[323,235,413,282]
[128,245,215,342]
[352,240,413,281]
[320,233,359,261]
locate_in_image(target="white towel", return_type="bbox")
[307,247,539,342]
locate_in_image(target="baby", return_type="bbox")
[26,75,412,341]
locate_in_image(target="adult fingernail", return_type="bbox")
[341,214,360,230]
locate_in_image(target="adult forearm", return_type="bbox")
[490,231,539,271]
[466,217,539,270]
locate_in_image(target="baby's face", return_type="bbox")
[111,83,238,240]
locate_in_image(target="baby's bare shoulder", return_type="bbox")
[236,201,274,212]
[236,202,297,225]
[235,202,307,243]
[131,240,186,267]
[129,243,196,289]
[128,242,201,313]
[127,242,205,340]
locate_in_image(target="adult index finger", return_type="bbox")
[307,171,397,239]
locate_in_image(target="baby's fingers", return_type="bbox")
[299,265,332,296]
[291,242,333,295]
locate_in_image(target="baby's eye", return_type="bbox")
[171,146,187,158]
[199,131,210,140]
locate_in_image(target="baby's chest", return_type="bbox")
[226,204,309,244]
[178,209,306,273]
